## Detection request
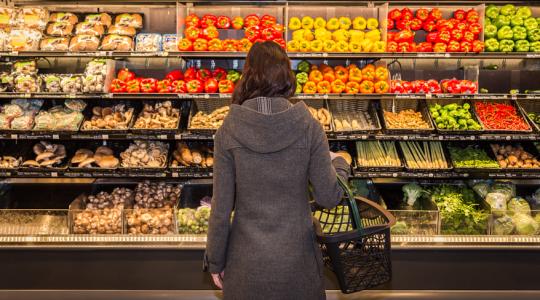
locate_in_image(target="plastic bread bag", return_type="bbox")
[46,22,74,37]
[0,114,10,129]
[68,35,100,52]
[42,74,62,92]
[0,7,15,28]
[12,60,37,74]
[85,13,112,27]
[161,34,177,51]
[3,103,23,118]
[114,13,142,29]
[135,33,161,52]
[99,34,133,51]
[49,12,78,25]
[40,36,70,51]
[60,74,83,93]
[11,113,35,130]
[13,73,40,93]
[0,29,8,51]
[33,110,54,130]
[108,25,136,37]
[8,28,42,51]
[16,7,49,30]
[0,72,13,92]
[65,99,87,111]
[75,22,105,36]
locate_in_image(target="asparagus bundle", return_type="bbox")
[356,141,401,167]
[399,141,448,169]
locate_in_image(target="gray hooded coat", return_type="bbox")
[206,97,349,300]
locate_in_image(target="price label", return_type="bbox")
[209,172,213,177]
[392,173,398,177]
[10,134,17,139]
[158,135,167,140]
[23,93,31,98]
[102,134,109,140]
[174,134,182,140]
[425,93,432,99]
[506,136,511,140]
[67,93,77,99]
[172,172,179,178]
[511,94,517,100]
[51,172,58,177]
[53,134,60,140]
[204,94,210,99]
[10,51,18,56]
[526,53,540,58]
[159,51,169,57]
[438,136,444,140]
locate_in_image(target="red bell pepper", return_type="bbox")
[184,26,201,41]
[429,8,443,20]
[409,18,422,31]
[462,31,475,43]
[447,40,461,52]
[193,38,208,51]
[398,42,412,52]
[140,78,158,93]
[232,16,244,29]
[437,30,451,44]
[184,68,197,81]
[165,70,183,81]
[460,41,472,52]
[218,79,234,93]
[417,42,433,52]
[451,29,463,41]
[196,69,212,82]
[426,79,442,93]
[388,9,402,21]
[117,68,135,82]
[261,27,276,40]
[109,79,126,93]
[413,80,429,93]
[453,9,466,20]
[245,26,261,42]
[273,24,284,35]
[212,68,227,81]
[469,22,482,35]
[436,19,452,31]
[466,9,479,24]
[396,19,411,31]
[185,14,200,28]
[387,41,399,52]
[422,19,437,32]
[171,80,187,93]
[157,79,172,93]
[394,29,414,43]
[415,9,430,21]
[186,79,204,93]
[244,14,260,28]
[387,19,394,30]
[273,38,286,49]
[216,16,231,29]
[261,15,276,28]
[387,32,395,42]
[401,8,414,20]
[204,78,218,93]
[203,26,219,40]
[201,14,217,29]
[433,42,447,52]
[472,40,484,53]
[460,80,477,94]
[456,22,469,31]
[426,32,439,43]
[126,79,140,93]
[178,38,193,51]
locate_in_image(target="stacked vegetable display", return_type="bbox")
[474,101,530,131]
[448,145,500,169]
[287,15,384,52]
[295,60,389,94]
[180,13,285,51]
[429,102,482,131]
[399,141,448,169]
[356,141,401,168]
[390,79,477,94]
[484,5,540,52]
[387,7,484,52]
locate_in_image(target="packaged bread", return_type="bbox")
[75,22,104,36]
[161,34,177,51]
[40,36,70,51]
[135,33,161,52]
[100,34,132,51]
[8,28,42,51]
[69,35,100,52]
[84,13,112,27]
[0,29,7,51]
[16,7,49,30]
[114,13,143,28]
[108,25,136,37]
[46,22,74,36]
[49,12,78,25]
[0,7,14,28]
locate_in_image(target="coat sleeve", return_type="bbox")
[308,122,346,209]
[206,130,236,273]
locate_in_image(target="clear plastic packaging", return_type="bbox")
[84,59,107,76]
[49,12,78,25]
[75,22,105,36]
[99,34,132,51]
[161,34,177,52]
[68,35,100,52]
[114,13,143,28]
[60,74,83,93]
[46,22,74,36]
[108,25,136,37]
[0,29,8,51]
[34,104,83,131]
[135,33,161,52]
[0,7,14,28]
[40,36,70,51]
[12,60,37,74]
[16,7,49,30]
[13,74,40,93]
[82,74,105,93]
[42,74,62,93]
[8,28,42,51]
[84,13,112,27]
[0,72,13,92]
[65,99,86,111]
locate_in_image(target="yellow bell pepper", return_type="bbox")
[314,17,326,29]
[292,29,305,41]
[339,16,352,30]
[371,41,386,52]
[366,18,379,30]
[365,29,381,42]
[301,16,314,30]
[315,28,332,41]
[349,30,365,43]
[310,40,323,52]
[299,40,311,52]
[287,40,300,52]
[303,30,315,41]
[352,16,367,30]
[288,17,302,30]
[360,39,373,52]
[326,17,340,30]
[349,41,362,52]
[336,40,349,52]
[332,29,350,42]
[323,40,336,52]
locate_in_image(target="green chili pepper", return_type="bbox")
[510,16,524,27]
[485,38,500,52]
[484,25,498,39]
[512,26,527,40]
[516,7,532,19]
[515,40,530,52]
[524,17,539,31]
[530,41,540,52]
[297,60,311,73]
[528,28,540,42]
[499,39,515,52]
[485,5,500,20]
[497,26,514,40]
[494,15,510,29]
[500,4,516,16]
[295,72,308,85]
[226,70,241,83]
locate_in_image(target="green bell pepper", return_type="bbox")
[497,26,514,40]
[485,5,500,20]
[516,6,532,19]
[485,24,498,39]
[226,70,241,83]
[297,60,310,73]
[513,26,527,40]
[295,83,303,94]
[494,15,510,28]
[485,18,492,26]
[530,41,540,52]
[515,40,530,52]
[528,28,540,42]
[295,72,308,85]
[485,38,500,52]
[524,18,538,31]
[511,16,524,27]
[500,4,516,16]
[537,18,540,26]
[499,39,515,52]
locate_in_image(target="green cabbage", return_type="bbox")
[512,213,539,235]
[508,197,531,216]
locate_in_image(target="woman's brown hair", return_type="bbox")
[232,41,296,105]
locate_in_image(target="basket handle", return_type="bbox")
[336,176,363,231]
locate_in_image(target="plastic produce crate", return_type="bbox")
[291,98,333,132]
[398,141,453,172]
[0,209,68,235]
[187,98,231,134]
[426,98,485,134]
[490,210,540,236]
[473,99,532,134]
[448,143,500,173]
[355,140,403,172]
[517,99,540,132]
[329,99,382,134]
[380,98,435,134]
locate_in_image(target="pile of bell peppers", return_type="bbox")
[485,4,540,52]
[387,7,484,52]
[390,79,477,94]
[474,101,530,130]
[295,60,389,94]
[109,67,241,94]
[179,13,285,52]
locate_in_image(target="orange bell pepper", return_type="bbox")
[319,64,332,73]
[309,70,323,84]
[193,38,208,51]
[222,39,237,51]
[303,81,317,94]
[331,79,346,93]
[348,63,358,70]
[361,64,376,81]
[349,67,363,83]
[334,66,349,82]
[323,71,335,82]
[316,80,331,94]
[345,81,360,94]
[236,38,253,52]
[375,66,389,81]
[208,38,223,51]
[360,80,375,93]
[374,80,390,93]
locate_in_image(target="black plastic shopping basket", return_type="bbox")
[312,177,396,293]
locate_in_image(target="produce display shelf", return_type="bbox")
[354,171,540,179]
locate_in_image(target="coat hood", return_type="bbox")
[222,97,313,154]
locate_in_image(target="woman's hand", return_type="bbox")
[211,272,224,289]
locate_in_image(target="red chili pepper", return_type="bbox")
[109,79,126,93]
[475,102,530,130]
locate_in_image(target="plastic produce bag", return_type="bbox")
[512,213,539,235]
[162,34,177,51]
[471,180,492,199]
[13,74,40,93]
[508,197,532,216]
[135,33,162,52]
[42,74,62,92]
[493,215,515,235]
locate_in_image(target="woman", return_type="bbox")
[206,41,350,300]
